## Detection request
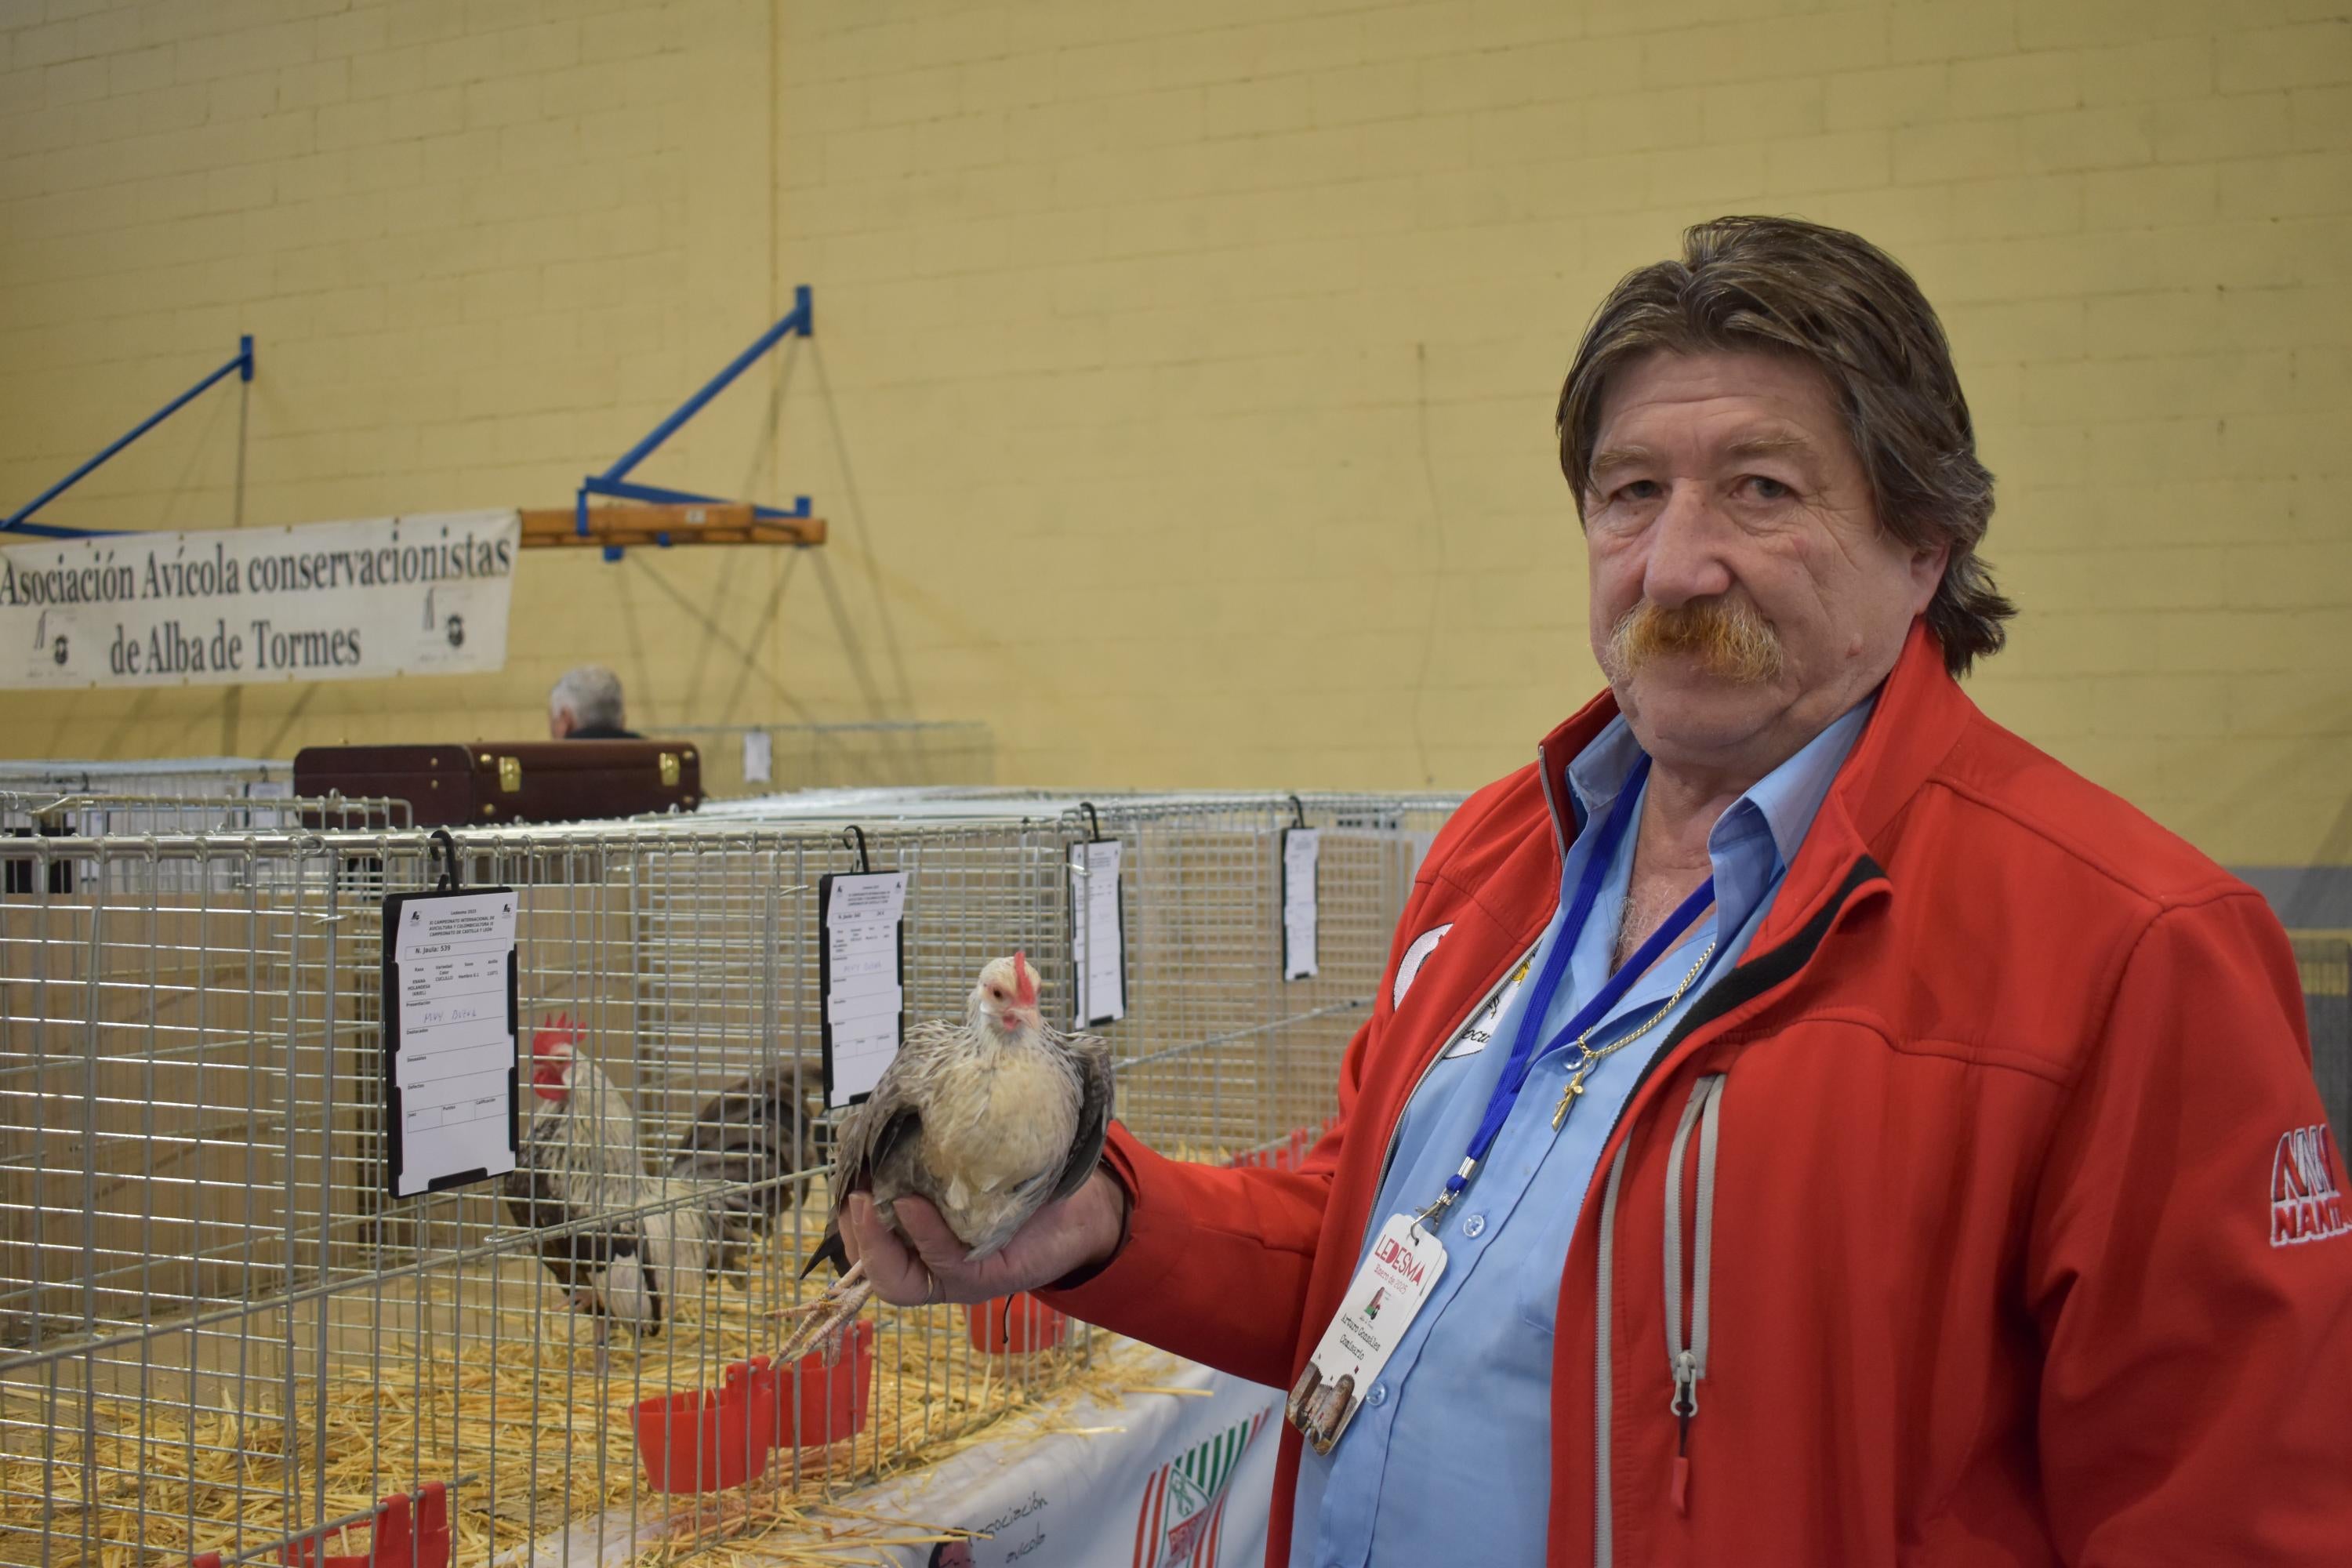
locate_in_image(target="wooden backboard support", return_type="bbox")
[518,504,826,550]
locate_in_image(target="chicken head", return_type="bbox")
[971,953,1043,1044]
[530,1013,581,1102]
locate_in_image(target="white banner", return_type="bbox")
[0,511,518,690]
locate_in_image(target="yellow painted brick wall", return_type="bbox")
[2,0,2348,866]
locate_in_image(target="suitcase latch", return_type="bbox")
[658,752,681,788]
[496,755,521,793]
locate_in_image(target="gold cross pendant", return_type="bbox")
[1552,1065,1594,1131]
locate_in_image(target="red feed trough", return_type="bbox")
[275,1483,449,1568]
[633,1359,779,1494]
[778,1316,874,1447]
[967,1293,1068,1354]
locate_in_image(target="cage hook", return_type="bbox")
[1079,801,1103,843]
[1289,794,1308,829]
[843,823,872,875]
[429,828,463,891]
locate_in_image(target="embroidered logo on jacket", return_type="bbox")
[1392,924,1451,1009]
[2270,1123,2351,1247]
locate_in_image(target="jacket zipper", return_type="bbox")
[1593,1141,1632,1568]
[1589,856,1885,1565]
[1661,1073,1725,1516]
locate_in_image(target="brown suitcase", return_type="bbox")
[292,741,702,827]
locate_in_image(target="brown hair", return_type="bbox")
[1556,216,2013,676]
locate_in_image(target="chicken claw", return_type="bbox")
[769,1258,873,1364]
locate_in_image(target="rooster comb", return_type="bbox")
[1011,952,1037,1008]
[530,1012,579,1061]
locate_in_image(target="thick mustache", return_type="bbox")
[1605,600,1784,684]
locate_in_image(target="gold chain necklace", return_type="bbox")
[1550,939,1718,1131]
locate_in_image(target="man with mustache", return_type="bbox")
[842,217,2352,1565]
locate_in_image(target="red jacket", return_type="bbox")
[1046,625,2352,1566]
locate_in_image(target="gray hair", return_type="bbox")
[1557,216,2013,677]
[549,665,626,731]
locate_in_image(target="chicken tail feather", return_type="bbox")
[800,1224,850,1280]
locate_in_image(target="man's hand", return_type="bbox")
[840,1167,1128,1305]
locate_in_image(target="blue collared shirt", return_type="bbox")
[1288,698,1874,1568]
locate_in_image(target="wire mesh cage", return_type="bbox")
[1,794,410,840]
[0,787,1457,1568]
[695,789,1457,1165]
[0,762,292,802]
[2,794,412,902]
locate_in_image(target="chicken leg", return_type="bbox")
[769,1258,873,1365]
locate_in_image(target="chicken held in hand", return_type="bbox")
[775,953,1113,1359]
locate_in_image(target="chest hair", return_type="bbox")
[1613,872,1706,971]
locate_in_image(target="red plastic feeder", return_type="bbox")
[277,1484,448,1568]
[967,1293,1068,1354]
[775,1317,873,1447]
[633,1359,778,1494]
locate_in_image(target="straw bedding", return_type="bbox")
[0,1243,1098,1568]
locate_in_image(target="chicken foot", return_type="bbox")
[769,1258,874,1365]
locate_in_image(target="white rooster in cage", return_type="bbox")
[501,1015,726,1338]
[503,1014,826,1335]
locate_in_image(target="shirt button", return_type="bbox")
[1367,1381,1389,1407]
[1461,1213,1486,1238]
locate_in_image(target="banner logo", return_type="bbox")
[1131,1407,1270,1568]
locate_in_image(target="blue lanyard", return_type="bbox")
[1421,755,1717,1223]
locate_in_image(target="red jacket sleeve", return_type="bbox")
[2027,890,2352,1565]
[1036,1011,1375,1388]
[1037,772,1523,1388]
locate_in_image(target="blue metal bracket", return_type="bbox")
[579,286,814,561]
[2,336,254,539]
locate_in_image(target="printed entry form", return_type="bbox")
[384,888,519,1197]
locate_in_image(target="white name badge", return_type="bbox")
[1442,961,1530,1060]
[1285,1214,1448,1455]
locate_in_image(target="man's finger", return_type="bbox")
[842,1195,930,1305]
[887,1196,973,1269]
[839,1196,863,1265]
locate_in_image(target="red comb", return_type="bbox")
[1012,953,1037,1007]
[531,1012,577,1060]
[528,1014,575,1101]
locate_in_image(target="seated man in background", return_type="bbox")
[546,666,639,740]
[841,216,2352,1565]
